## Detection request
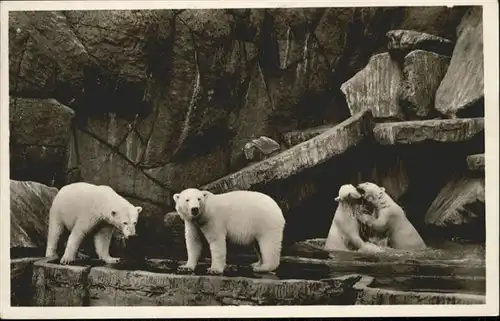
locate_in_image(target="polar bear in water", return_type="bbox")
[356,182,427,251]
[325,184,385,253]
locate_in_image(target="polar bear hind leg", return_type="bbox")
[251,241,263,269]
[45,214,64,258]
[253,230,283,272]
[94,226,120,264]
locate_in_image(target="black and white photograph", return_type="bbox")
[0,0,498,318]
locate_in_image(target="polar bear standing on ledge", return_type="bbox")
[45,182,143,265]
[356,182,427,251]
[173,188,285,274]
[325,184,384,253]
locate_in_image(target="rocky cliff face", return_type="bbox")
[9,6,484,257]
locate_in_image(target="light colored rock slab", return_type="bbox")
[434,7,484,117]
[341,53,404,120]
[424,176,484,226]
[466,153,485,172]
[373,118,484,145]
[399,50,450,119]
[353,275,485,304]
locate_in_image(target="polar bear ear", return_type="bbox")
[173,193,180,203]
[136,206,143,214]
[202,190,210,198]
[380,187,385,192]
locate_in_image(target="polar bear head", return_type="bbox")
[335,184,363,202]
[107,201,143,239]
[173,188,211,221]
[356,182,386,205]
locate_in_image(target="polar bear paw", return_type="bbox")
[177,264,196,274]
[102,256,121,264]
[359,242,384,254]
[60,253,76,265]
[206,267,224,275]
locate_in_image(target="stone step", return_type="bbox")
[373,117,484,145]
[466,153,485,172]
[202,110,373,193]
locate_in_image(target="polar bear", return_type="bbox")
[356,182,427,251]
[325,184,385,254]
[173,188,285,274]
[45,182,143,265]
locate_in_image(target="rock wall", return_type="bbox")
[9,6,484,256]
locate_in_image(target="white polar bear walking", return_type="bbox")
[173,188,286,274]
[356,182,427,251]
[325,184,384,253]
[45,182,143,265]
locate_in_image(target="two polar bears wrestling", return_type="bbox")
[173,188,285,274]
[45,182,143,265]
[325,182,426,253]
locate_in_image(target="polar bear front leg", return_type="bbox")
[94,226,120,264]
[205,235,227,275]
[360,211,390,232]
[60,219,89,265]
[178,222,203,273]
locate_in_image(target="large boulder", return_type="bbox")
[341,53,404,120]
[10,180,58,249]
[434,7,484,118]
[8,11,90,99]
[386,30,454,57]
[424,175,485,241]
[398,50,450,119]
[9,97,75,186]
[394,6,469,40]
[9,97,75,146]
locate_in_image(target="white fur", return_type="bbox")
[325,184,384,253]
[173,188,285,274]
[357,182,427,251]
[45,182,143,264]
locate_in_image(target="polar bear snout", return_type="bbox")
[356,186,365,195]
[190,206,200,217]
[122,225,137,239]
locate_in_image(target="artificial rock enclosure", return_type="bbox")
[9,6,486,306]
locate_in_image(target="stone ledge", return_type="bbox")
[87,265,360,306]
[13,251,486,306]
[203,110,373,193]
[467,154,485,172]
[282,125,333,148]
[11,256,44,306]
[32,257,94,306]
[373,118,484,145]
[353,275,485,305]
